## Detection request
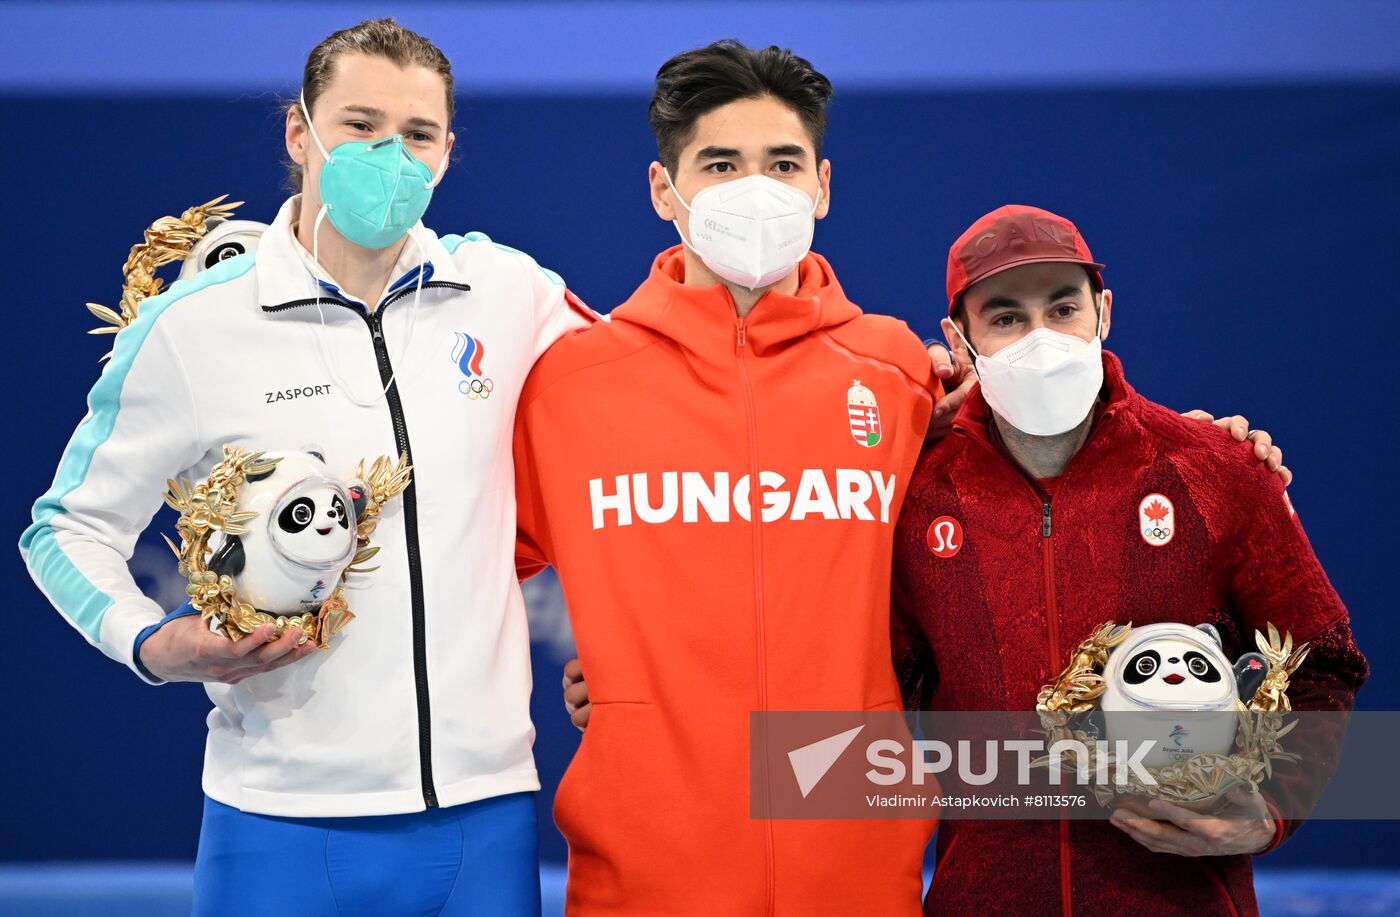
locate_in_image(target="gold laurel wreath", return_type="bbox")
[1034,621,1308,806]
[344,455,414,574]
[86,195,243,359]
[163,446,412,647]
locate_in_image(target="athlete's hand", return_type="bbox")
[562,658,590,731]
[139,615,320,684]
[1109,785,1276,856]
[927,343,974,442]
[1181,410,1291,487]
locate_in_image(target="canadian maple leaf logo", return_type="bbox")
[1143,499,1170,524]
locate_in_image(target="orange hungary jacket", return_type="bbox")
[514,247,940,915]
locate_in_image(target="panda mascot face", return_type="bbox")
[1099,623,1269,768]
[177,218,268,281]
[207,450,364,615]
[270,480,354,569]
[1114,632,1232,708]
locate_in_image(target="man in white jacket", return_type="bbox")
[20,18,592,917]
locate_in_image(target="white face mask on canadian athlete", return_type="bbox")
[954,303,1105,437]
[665,170,821,291]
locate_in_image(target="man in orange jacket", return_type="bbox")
[519,41,1291,916]
[514,40,940,915]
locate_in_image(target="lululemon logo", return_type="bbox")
[927,515,963,559]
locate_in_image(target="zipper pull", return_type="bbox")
[736,322,747,350]
[371,319,385,342]
[1042,502,1053,537]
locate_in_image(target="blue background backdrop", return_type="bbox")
[2,0,1397,879]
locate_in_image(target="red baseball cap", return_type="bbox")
[946,205,1104,314]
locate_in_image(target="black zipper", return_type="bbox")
[268,282,445,808]
[262,276,472,808]
[362,304,438,808]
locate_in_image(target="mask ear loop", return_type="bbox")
[315,229,427,408]
[383,231,428,392]
[427,147,449,189]
[299,92,333,165]
[662,170,717,280]
[300,93,375,403]
[663,168,693,229]
[382,142,442,387]
[950,318,982,364]
[308,203,409,407]
[308,204,379,407]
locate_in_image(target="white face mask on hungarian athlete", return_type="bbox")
[666,170,820,291]
[955,306,1104,437]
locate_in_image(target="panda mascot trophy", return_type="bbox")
[85,195,411,646]
[1036,620,1310,811]
[84,194,266,353]
[163,446,410,647]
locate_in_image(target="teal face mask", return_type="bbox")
[300,93,448,249]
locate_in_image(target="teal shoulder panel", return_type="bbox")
[448,231,564,286]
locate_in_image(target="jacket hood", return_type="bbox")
[610,246,862,361]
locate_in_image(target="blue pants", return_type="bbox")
[192,792,541,917]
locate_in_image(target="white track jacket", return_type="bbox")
[21,197,593,816]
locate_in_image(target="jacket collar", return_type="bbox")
[952,349,1139,455]
[611,246,862,361]
[256,195,468,314]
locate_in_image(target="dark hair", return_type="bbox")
[648,39,833,170]
[285,18,454,190]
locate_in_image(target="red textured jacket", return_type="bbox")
[892,351,1367,917]
[516,248,939,915]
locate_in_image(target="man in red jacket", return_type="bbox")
[892,205,1368,916]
